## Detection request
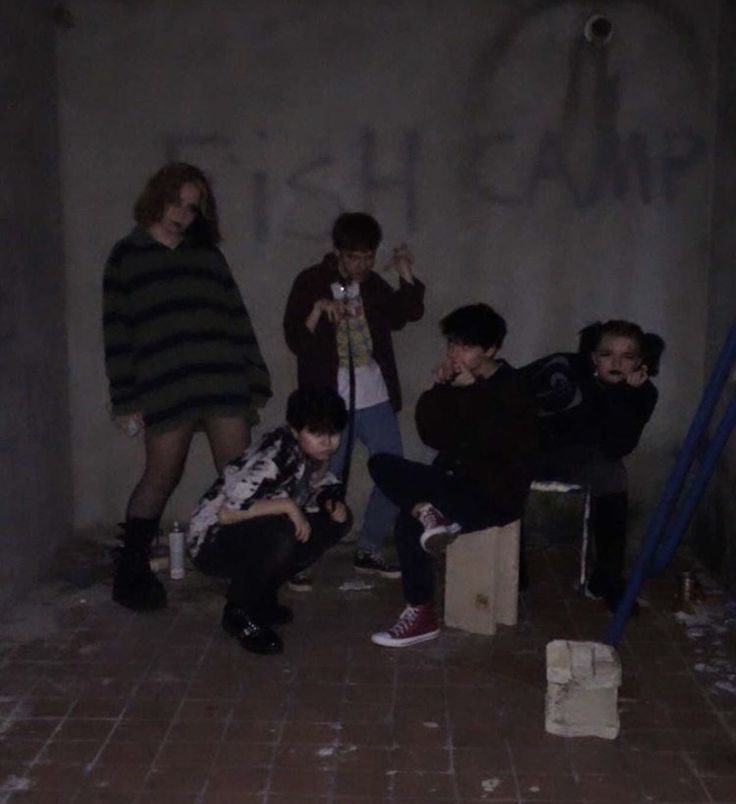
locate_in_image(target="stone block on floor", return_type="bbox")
[545,639,622,739]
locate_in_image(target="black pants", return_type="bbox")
[368,453,506,606]
[194,509,349,613]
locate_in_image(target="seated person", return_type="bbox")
[187,388,352,655]
[521,320,664,611]
[367,304,538,647]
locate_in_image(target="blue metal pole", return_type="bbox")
[652,393,736,573]
[638,325,736,575]
[603,324,736,647]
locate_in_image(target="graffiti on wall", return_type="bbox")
[472,126,706,208]
[164,127,421,242]
[165,121,704,241]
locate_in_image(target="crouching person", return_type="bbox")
[368,304,538,647]
[187,388,351,655]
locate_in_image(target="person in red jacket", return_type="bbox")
[283,213,425,582]
[368,304,538,647]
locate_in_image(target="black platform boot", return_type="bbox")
[112,518,167,611]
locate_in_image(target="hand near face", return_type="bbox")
[387,243,415,282]
[625,364,649,387]
[432,359,456,385]
[451,363,476,386]
[431,360,474,387]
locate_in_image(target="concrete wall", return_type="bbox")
[694,0,736,590]
[0,1,72,602]
[56,0,717,542]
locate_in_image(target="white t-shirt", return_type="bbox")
[331,280,389,410]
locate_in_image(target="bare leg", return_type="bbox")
[203,416,251,474]
[125,423,197,520]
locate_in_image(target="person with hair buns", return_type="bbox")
[521,320,665,611]
[103,162,272,612]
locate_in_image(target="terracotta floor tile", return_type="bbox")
[515,772,581,801]
[3,539,736,804]
[392,769,455,799]
[96,740,160,765]
[53,720,116,742]
[82,762,150,793]
[454,770,516,799]
[110,719,170,743]
[24,762,88,793]
[575,773,642,801]
[268,765,333,796]
[279,721,341,744]
[40,741,101,764]
[143,763,209,795]
[700,774,736,800]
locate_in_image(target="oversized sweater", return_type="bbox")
[414,362,539,524]
[520,352,658,461]
[103,228,271,432]
[283,254,425,412]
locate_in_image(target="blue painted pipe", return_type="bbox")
[604,323,736,647]
[652,392,736,573]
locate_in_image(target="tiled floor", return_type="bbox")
[1,534,735,803]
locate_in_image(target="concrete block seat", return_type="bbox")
[528,480,592,590]
[444,520,521,635]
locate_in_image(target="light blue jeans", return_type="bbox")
[329,400,403,554]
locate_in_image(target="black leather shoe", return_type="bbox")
[221,605,283,654]
[236,620,283,655]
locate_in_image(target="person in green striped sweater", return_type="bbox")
[103,162,272,611]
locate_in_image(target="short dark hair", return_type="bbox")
[133,162,221,245]
[578,320,666,376]
[332,212,382,251]
[286,387,348,434]
[440,303,507,350]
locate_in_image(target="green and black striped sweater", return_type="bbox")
[103,228,272,432]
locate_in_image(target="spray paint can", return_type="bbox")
[168,521,185,580]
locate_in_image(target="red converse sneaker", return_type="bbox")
[371,604,440,647]
[416,503,461,556]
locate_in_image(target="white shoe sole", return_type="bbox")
[287,581,313,592]
[370,628,440,647]
[354,565,401,580]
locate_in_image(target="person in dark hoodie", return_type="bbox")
[521,319,665,611]
[367,304,538,647]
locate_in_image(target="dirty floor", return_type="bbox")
[1,532,735,803]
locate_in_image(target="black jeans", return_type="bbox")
[194,509,349,613]
[368,453,504,606]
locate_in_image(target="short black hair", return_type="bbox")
[440,303,507,350]
[332,212,382,251]
[286,387,348,434]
